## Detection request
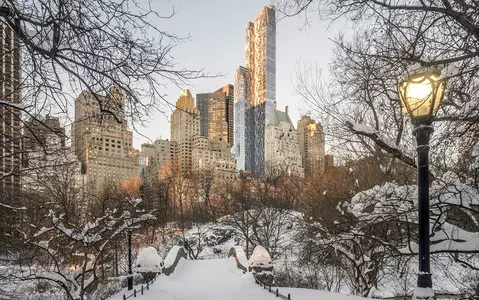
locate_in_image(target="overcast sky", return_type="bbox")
[133,0,347,148]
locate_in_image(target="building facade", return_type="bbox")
[242,5,277,175]
[139,143,154,180]
[196,85,234,146]
[73,87,139,192]
[297,115,326,176]
[233,67,248,170]
[265,106,303,177]
[143,139,175,181]
[0,22,22,209]
[170,89,200,175]
[191,135,237,181]
[23,117,84,210]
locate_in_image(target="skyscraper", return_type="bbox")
[245,5,276,121]
[297,115,326,176]
[235,5,276,175]
[0,22,22,209]
[170,89,200,175]
[196,85,234,146]
[73,86,139,192]
[233,66,248,170]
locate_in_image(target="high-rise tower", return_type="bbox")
[0,22,22,209]
[297,115,326,176]
[245,5,276,120]
[170,89,200,175]
[196,85,234,146]
[73,87,139,192]
[233,67,248,170]
[235,5,276,175]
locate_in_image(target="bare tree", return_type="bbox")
[195,167,219,222]
[0,0,210,248]
[276,0,479,175]
[4,0,205,122]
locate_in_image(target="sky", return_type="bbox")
[132,0,346,148]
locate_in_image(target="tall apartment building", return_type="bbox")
[265,106,303,177]
[297,115,326,176]
[234,5,276,175]
[170,89,200,175]
[196,85,234,146]
[233,67,247,171]
[73,87,139,192]
[0,22,22,209]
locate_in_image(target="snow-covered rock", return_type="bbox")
[248,245,272,269]
[135,247,163,274]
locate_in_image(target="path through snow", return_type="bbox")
[111,257,368,300]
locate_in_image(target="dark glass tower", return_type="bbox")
[196,85,234,146]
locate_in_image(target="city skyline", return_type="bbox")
[131,0,342,149]
[14,0,343,151]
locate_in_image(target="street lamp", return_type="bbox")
[127,228,133,290]
[398,71,446,299]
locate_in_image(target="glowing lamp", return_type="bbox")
[398,73,445,121]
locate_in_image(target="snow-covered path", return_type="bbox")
[111,257,368,300]
[138,257,268,300]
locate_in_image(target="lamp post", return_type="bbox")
[398,71,446,299]
[127,229,133,290]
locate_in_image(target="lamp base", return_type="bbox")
[127,275,133,290]
[412,287,435,300]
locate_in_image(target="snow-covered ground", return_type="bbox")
[110,257,368,300]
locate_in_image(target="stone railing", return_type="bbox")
[228,246,248,272]
[162,246,187,275]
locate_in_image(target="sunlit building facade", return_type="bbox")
[233,67,247,170]
[73,87,139,192]
[243,5,277,175]
[297,115,326,176]
[170,89,200,175]
[196,85,234,146]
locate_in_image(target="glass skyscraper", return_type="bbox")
[234,5,276,175]
[233,67,247,170]
[196,85,234,146]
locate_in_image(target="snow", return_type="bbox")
[164,245,183,268]
[249,245,272,269]
[135,247,163,273]
[280,287,368,300]
[350,123,376,135]
[0,101,25,109]
[110,257,370,300]
[0,202,26,210]
[230,246,248,270]
[412,287,434,299]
